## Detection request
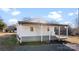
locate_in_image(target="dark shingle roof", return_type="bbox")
[18,17,68,26]
[18,21,68,26]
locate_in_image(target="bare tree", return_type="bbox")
[78,8,79,28]
[76,8,79,28]
[74,8,79,35]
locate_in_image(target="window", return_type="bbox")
[30,27,34,32]
[47,27,49,31]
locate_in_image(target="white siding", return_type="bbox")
[17,24,55,37]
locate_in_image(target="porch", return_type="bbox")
[40,24,69,42]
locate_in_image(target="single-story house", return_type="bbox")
[17,20,68,43]
[3,25,16,33]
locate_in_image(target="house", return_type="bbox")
[3,25,16,33]
[16,18,68,43]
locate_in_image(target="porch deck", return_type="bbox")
[56,35,68,39]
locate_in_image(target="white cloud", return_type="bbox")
[68,11,78,16]
[68,12,74,16]
[11,11,21,16]
[48,11,63,20]
[75,11,78,15]
[71,24,76,28]
[64,21,76,28]
[64,21,71,24]
[0,8,11,12]
[58,11,62,13]
[8,19,18,25]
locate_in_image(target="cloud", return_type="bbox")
[8,19,18,25]
[58,11,62,13]
[11,11,21,16]
[0,8,11,12]
[48,11,63,21]
[64,21,71,24]
[68,12,74,16]
[68,11,78,16]
[75,11,78,15]
[64,21,76,28]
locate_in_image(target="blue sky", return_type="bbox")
[0,8,78,27]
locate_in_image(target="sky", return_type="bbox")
[0,8,78,27]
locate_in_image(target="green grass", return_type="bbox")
[1,35,17,46]
[1,34,66,46]
[20,41,49,46]
[1,34,48,46]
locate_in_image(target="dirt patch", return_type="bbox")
[65,36,79,44]
[0,32,16,37]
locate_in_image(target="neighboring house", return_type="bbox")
[17,18,68,43]
[3,25,16,33]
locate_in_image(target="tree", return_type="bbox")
[75,8,79,35]
[72,8,79,35]
[0,19,7,31]
[76,8,79,28]
[68,25,73,35]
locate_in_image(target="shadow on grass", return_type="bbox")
[16,41,75,51]
[49,40,71,44]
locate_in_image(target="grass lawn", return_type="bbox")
[20,41,49,46]
[0,34,17,46]
[0,33,49,46]
[0,33,79,46]
[0,33,79,51]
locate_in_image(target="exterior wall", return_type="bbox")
[17,24,55,37]
[21,36,41,42]
[17,23,55,42]
[17,24,41,37]
[21,36,58,42]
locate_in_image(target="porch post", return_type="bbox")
[58,26,60,40]
[53,26,55,36]
[49,29,51,41]
[40,24,43,42]
[66,26,68,38]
